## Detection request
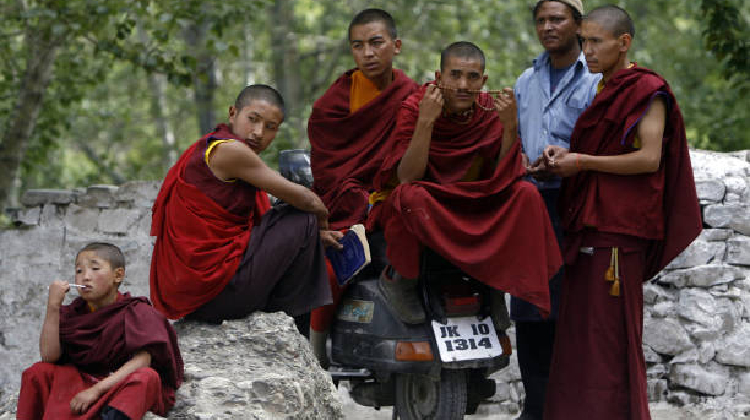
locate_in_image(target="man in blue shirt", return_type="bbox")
[512,1,600,419]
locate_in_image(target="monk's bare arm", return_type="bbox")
[494,87,519,161]
[397,85,443,183]
[70,350,152,414]
[40,280,68,362]
[547,97,666,176]
[209,141,329,228]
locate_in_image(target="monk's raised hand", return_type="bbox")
[47,279,69,308]
[494,88,517,127]
[419,84,444,123]
[320,230,344,250]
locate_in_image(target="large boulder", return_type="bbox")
[0,312,343,419]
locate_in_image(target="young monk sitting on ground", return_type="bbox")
[307,8,418,365]
[17,242,183,420]
[150,84,340,324]
[367,41,562,326]
[542,6,701,419]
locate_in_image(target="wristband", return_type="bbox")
[575,154,582,171]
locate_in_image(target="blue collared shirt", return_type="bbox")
[514,51,601,189]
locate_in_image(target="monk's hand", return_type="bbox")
[47,279,69,309]
[70,386,101,414]
[528,156,554,181]
[494,88,517,128]
[543,145,569,168]
[521,153,530,171]
[321,230,344,249]
[419,84,444,123]
[548,152,581,177]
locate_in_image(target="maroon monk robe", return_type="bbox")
[368,83,562,315]
[150,125,271,319]
[545,66,701,420]
[308,68,418,230]
[17,293,184,419]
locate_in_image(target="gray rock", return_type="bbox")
[643,283,675,305]
[715,323,750,367]
[97,208,144,234]
[724,176,749,196]
[647,378,669,402]
[20,189,74,206]
[695,179,725,203]
[669,363,728,396]
[699,229,734,242]
[651,301,677,318]
[169,313,342,419]
[659,264,745,288]
[677,289,721,329]
[13,207,40,226]
[77,184,119,209]
[727,236,750,266]
[703,203,743,228]
[116,181,162,208]
[666,240,725,269]
[739,371,750,396]
[643,317,694,355]
[64,204,100,233]
[729,207,750,236]
[691,149,750,179]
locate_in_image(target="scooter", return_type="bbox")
[279,150,511,419]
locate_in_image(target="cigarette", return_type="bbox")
[69,284,89,289]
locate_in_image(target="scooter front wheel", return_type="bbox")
[394,370,467,420]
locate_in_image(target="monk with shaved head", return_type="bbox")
[368,41,562,334]
[150,84,336,324]
[542,6,701,419]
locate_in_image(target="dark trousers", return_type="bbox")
[515,320,556,419]
[188,205,332,323]
[511,187,562,419]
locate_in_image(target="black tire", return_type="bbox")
[395,370,467,420]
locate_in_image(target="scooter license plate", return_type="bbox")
[431,317,503,362]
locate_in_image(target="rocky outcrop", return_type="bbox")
[154,314,342,419]
[0,149,749,418]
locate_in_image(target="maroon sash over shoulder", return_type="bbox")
[150,125,271,319]
[369,83,562,315]
[559,65,701,278]
[309,68,418,230]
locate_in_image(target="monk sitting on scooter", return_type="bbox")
[367,41,562,325]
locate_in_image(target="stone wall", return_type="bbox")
[0,149,749,418]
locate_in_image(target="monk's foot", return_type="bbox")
[491,290,511,332]
[309,328,330,369]
[378,266,426,324]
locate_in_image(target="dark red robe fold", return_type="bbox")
[150,125,271,319]
[559,65,702,278]
[546,66,701,420]
[369,83,562,315]
[308,68,418,230]
[17,293,184,419]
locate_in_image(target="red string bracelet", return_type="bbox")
[575,154,582,171]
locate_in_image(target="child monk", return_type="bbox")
[17,242,183,420]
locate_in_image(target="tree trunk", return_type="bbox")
[147,72,177,169]
[0,28,59,209]
[185,22,217,136]
[270,0,304,146]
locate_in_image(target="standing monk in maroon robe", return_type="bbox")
[543,6,701,419]
[150,85,339,324]
[307,9,418,365]
[18,243,183,420]
[369,41,562,326]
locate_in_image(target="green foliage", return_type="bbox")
[2,0,749,199]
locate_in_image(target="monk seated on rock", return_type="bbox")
[367,41,562,327]
[149,84,341,325]
[17,242,183,420]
